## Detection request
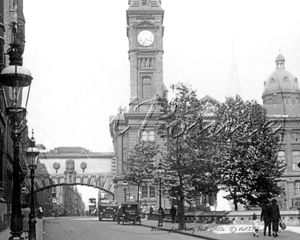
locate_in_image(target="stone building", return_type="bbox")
[109,0,169,207]
[262,53,300,210]
[0,0,29,232]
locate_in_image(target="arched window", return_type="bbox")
[283,77,290,89]
[142,77,151,99]
[270,78,276,90]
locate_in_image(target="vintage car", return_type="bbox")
[98,200,118,221]
[117,202,141,225]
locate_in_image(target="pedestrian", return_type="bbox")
[170,205,177,223]
[38,207,44,219]
[261,199,272,236]
[270,199,281,237]
[22,204,30,239]
[252,213,259,237]
[149,206,153,220]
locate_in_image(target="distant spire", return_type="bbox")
[226,38,242,98]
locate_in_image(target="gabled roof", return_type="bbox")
[200,95,222,106]
[200,95,221,117]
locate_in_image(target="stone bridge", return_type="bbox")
[22,147,115,197]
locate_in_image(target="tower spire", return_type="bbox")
[226,38,242,98]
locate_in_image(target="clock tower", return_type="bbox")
[109,0,168,206]
[127,0,167,112]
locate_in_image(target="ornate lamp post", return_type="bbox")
[26,132,39,240]
[155,164,164,227]
[136,178,141,203]
[124,188,127,202]
[123,181,128,203]
[0,23,33,240]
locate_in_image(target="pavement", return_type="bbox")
[1,217,299,240]
[0,218,43,240]
[142,219,300,240]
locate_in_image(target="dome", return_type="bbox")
[275,53,285,62]
[263,54,300,96]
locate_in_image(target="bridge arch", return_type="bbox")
[23,174,115,198]
[33,183,114,198]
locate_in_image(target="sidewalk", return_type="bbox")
[0,218,43,240]
[142,219,300,240]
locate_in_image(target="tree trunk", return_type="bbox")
[177,195,186,230]
[234,196,238,211]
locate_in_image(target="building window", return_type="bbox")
[292,132,300,142]
[141,130,154,141]
[277,151,285,162]
[142,77,151,99]
[141,186,148,199]
[295,182,300,196]
[283,77,290,89]
[292,151,300,171]
[149,186,155,198]
[277,132,286,142]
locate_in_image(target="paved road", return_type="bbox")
[43,216,205,240]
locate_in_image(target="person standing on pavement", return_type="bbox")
[170,205,177,223]
[261,199,272,236]
[38,206,44,219]
[252,213,260,237]
[22,204,31,239]
[149,206,153,220]
[270,199,281,237]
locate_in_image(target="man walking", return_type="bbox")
[270,199,281,237]
[170,205,177,223]
[261,199,272,236]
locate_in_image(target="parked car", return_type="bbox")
[98,200,118,221]
[117,202,141,225]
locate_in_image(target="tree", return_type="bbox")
[212,96,286,210]
[123,140,159,193]
[157,83,218,229]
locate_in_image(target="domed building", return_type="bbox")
[262,53,300,210]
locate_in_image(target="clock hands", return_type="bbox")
[143,38,148,45]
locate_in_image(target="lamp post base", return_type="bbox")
[28,218,37,240]
[158,211,163,227]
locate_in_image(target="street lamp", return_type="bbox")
[124,188,127,202]
[0,22,33,240]
[26,132,39,240]
[123,181,128,203]
[155,163,164,227]
[136,178,141,203]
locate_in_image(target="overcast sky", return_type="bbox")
[23,0,300,152]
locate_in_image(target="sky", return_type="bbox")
[22,0,300,152]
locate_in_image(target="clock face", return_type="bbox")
[137,30,155,47]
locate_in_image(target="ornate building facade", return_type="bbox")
[262,53,300,210]
[110,0,169,207]
[0,0,29,232]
